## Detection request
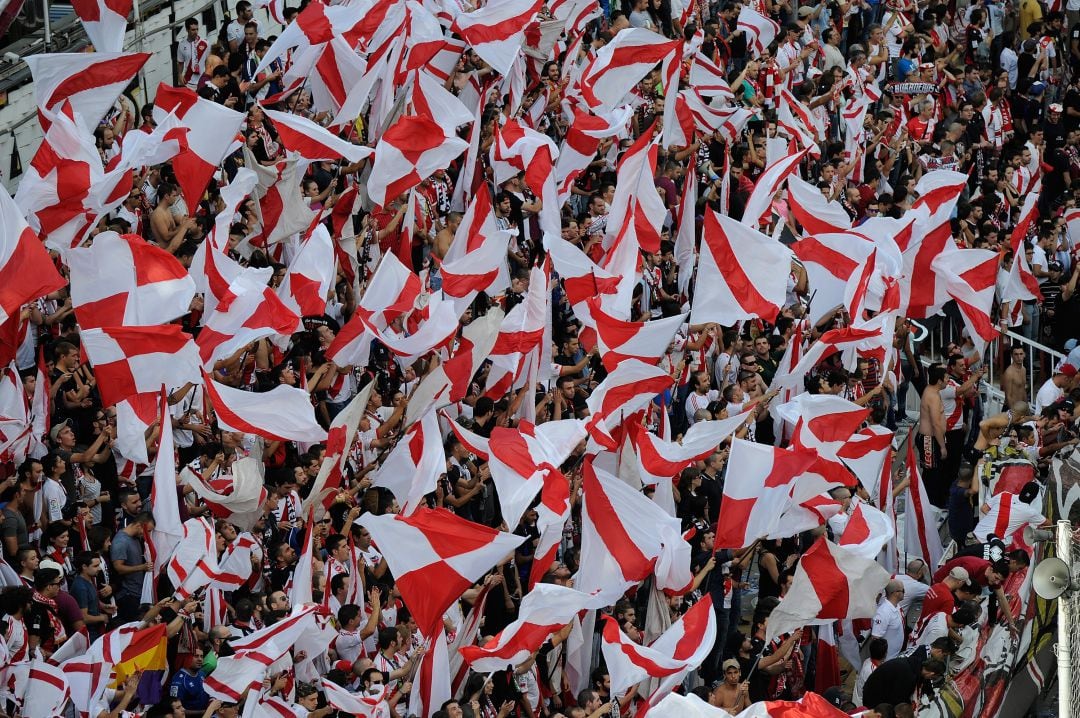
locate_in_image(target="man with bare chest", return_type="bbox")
[1001,344,1028,409]
[918,364,949,507]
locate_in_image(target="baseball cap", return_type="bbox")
[1059,364,1078,377]
[948,566,970,582]
[722,659,741,672]
[1030,81,1046,97]
[1064,338,1078,352]
[920,61,935,70]
[1049,103,1064,113]
[797,6,815,17]
[49,418,71,443]
[39,559,64,573]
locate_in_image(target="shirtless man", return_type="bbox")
[974,401,1034,453]
[432,212,462,261]
[150,183,197,254]
[1001,344,1028,409]
[709,660,750,713]
[918,363,950,506]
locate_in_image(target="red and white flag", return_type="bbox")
[603,128,666,254]
[0,184,66,326]
[196,272,299,369]
[150,388,185,579]
[482,264,549,403]
[576,461,693,602]
[320,679,384,717]
[303,382,375,513]
[688,54,735,99]
[627,410,752,488]
[770,325,884,390]
[737,6,780,55]
[528,470,574,589]
[438,229,511,315]
[25,52,149,130]
[674,152,698,296]
[451,0,543,75]
[491,118,561,238]
[70,0,131,51]
[276,225,336,325]
[254,1,372,74]
[713,439,819,549]
[153,83,246,210]
[370,409,444,515]
[792,232,875,325]
[460,584,595,671]
[245,150,318,248]
[263,108,373,164]
[690,209,793,327]
[837,425,894,498]
[903,439,944,570]
[838,500,895,561]
[356,507,525,634]
[786,175,852,236]
[554,106,633,203]
[896,170,968,319]
[543,235,619,331]
[67,231,196,328]
[765,537,891,642]
[579,28,679,110]
[584,359,672,450]
[601,596,716,704]
[782,394,868,486]
[80,326,201,408]
[367,114,469,207]
[1000,192,1042,324]
[932,247,999,354]
[653,690,850,717]
[203,376,327,443]
[588,299,687,372]
[741,149,808,229]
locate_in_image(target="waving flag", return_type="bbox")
[276,225,336,324]
[903,438,944,569]
[627,410,751,488]
[67,231,196,328]
[837,425,894,497]
[584,359,672,450]
[603,127,666,254]
[579,28,679,110]
[370,410,444,515]
[576,462,693,602]
[588,299,687,371]
[203,376,327,443]
[438,228,511,315]
[0,184,66,326]
[528,470,574,589]
[897,170,968,319]
[491,118,561,238]
[601,596,716,704]
[555,106,633,202]
[356,508,525,634]
[71,0,131,51]
[792,232,875,325]
[932,247,999,353]
[742,149,809,229]
[451,0,542,75]
[838,500,896,560]
[1000,192,1043,324]
[367,115,469,208]
[461,584,595,671]
[25,52,149,130]
[737,6,780,55]
[690,210,793,326]
[544,235,619,330]
[263,108,373,163]
[714,439,820,549]
[786,175,853,236]
[196,272,299,369]
[153,83,246,210]
[80,326,200,408]
[765,537,891,642]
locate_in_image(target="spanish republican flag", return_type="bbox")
[113,623,169,683]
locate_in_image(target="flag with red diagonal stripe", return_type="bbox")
[764,537,890,642]
[451,0,543,75]
[276,224,335,326]
[932,247,1000,354]
[600,595,716,705]
[787,174,853,236]
[153,83,246,211]
[263,107,373,163]
[367,115,469,208]
[356,507,525,635]
[737,5,780,55]
[25,52,149,131]
[71,0,131,51]
[370,409,444,515]
[578,28,679,110]
[583,359,672,450]
[588,299,687,371]
[741,149,808,229]
[203,375,327,443]
[903,438,944,570]
[690,209,793,326]
[576,461,693,602]
[80,326,200,408]
[68,231,196,329]
[714,438,819,549]
[461,583,595,672]
[302,381,374,513]
[0,184,66,326]
[837,500,895,561]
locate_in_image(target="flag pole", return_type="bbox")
[42,0,51,51]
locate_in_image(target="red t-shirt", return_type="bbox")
[916,581,955,628]
[932,555,991,586]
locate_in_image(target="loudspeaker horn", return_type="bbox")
[1033,557,1072,600]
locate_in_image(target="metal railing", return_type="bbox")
[913,317,1067,417]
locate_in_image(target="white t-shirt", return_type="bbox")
[42,478,66,522]
[972,492,1045,543]
[1034,377,1064,414]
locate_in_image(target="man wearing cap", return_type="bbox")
[708,659,750,713]
[1043,103,1067,152]
[1034,364,1078,413]
[914,566,968,637]
[1062,338,1080,373]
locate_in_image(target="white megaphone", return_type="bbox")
[1033,557,1073,600]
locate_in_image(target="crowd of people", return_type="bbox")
[0,0,1080,715]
